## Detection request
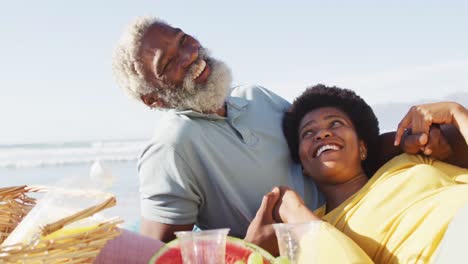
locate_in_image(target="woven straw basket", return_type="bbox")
[0,186,36,245]
[0,186,122,263]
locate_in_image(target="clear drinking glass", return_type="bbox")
[174,228,230,264]
[273,222,322,264]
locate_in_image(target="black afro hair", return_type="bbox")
[282,84,380,176]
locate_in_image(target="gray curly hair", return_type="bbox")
[112,16,166,101]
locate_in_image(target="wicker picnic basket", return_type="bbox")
[0,186,36,245]
[0,186,122,263]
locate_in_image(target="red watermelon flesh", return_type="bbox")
[149,236,275,264]
[150,239,182,264]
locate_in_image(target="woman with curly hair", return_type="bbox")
[246,84,468,263]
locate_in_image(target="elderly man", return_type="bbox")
[110,16,462,245]
[112,17,323,242]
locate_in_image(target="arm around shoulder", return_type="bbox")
[421,102,468,168]
[452,102,468,143]
[383,102,468,168]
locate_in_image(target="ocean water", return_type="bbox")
[0,139,147,231]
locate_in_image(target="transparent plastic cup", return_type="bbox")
[174,228,230,264]
[273,222,322,264]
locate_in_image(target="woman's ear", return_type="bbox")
[359,141,368,161]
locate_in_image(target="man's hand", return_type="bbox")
[395,102,460,146]
[394,102,465,161]
[244,188,281,256]
[399,126,453,160]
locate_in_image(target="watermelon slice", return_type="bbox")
[149,236,275,264]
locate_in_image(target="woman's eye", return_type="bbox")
[331,120,343,127]
[301,130,314,139]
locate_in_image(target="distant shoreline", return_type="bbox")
[0,139,146,169]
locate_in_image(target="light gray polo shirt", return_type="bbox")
[138,85,322,238]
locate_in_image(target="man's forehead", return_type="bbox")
[138,24,169,52]
[140,23,182,49]
[146,22,178,37]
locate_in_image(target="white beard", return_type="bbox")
[154,48,232,113]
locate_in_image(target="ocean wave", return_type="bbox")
[0,139,146,168]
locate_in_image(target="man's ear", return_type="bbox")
[359,141,368,161]
[141,93,165,108]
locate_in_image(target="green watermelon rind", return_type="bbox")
[227,236,276,263]
[148,236,275,264]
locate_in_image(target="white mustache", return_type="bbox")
[153,47,232,113]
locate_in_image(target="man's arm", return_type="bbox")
[377,125,468,169]
[440,124,468,168]
[138,140,201,243]
[141,217,194,242]
[375,132,403,170]
[391,102,468,168]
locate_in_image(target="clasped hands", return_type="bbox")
[244,186,315,256]
[394,102,465,159]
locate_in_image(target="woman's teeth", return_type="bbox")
[192,60,206,80]
[315,144,340,158]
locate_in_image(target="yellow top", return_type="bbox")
[298,221,373,263]
[314,154,468,263]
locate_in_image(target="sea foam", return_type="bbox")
[0,139,146,168]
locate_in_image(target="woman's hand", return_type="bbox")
[273,186,319,224]
[244,188,281,256]
[395,102,468,156]
[244,186,320,255]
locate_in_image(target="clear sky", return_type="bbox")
[1,0,467,144]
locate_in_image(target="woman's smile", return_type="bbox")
[298,107,366,184]
[314,143,343,158]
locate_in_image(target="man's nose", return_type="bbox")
[180,39,200,68]
[315,129,332,141]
